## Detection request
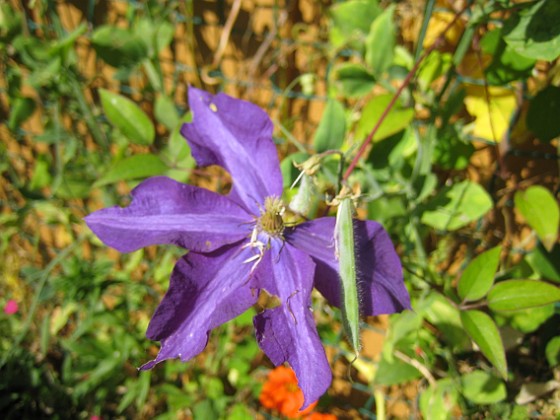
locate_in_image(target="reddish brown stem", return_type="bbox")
[343,2,472,181]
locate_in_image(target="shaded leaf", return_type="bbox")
[91,25,148,67]
[333,63,376,98]
[526,85,560,142]
[525,243,560,283]
[546,336,560,367]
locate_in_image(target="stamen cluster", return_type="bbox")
[257,196,285,237]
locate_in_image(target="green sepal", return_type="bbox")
[335,196,361,355]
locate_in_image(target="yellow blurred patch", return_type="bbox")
[423,12,465,48]
[464,85,517,142]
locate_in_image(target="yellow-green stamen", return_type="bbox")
[257,196,285,237]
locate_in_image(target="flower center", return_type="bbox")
[257,196,285,237]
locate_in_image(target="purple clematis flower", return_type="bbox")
[85,87,410,408]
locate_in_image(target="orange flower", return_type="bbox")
[259,366,317,418]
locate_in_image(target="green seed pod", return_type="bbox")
[289,174,316,215]
[335,196,361,355]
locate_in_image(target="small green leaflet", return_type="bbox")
[335,195,361,355]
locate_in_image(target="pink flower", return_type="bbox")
[4,300,18,315]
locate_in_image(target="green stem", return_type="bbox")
[343,2,472,181]
[69,76,108,149]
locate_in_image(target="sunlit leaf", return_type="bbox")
[355,94,414,141]
[95,154,168,187]
[458,246,502,302]
[421,180,493,231]
[503,0,560,61]
[313,99,346,152]
[460,371,507,404]
[481,28,535,84]
[420,378,459,420]
[155,95,179,131]
[460,310,508,379]
[99,89,155,145]
[487,280,560,312]
[514,186,559,251]
[329,0,381,48]
[365,5,395,77]
[464,85,517,142]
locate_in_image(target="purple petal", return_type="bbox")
[85,176,250,253]
[285,218,411,315]
[254,241,331,409]
[182,88,283,214]
[141,243,259,369]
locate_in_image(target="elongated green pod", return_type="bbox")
[335,197,361,355]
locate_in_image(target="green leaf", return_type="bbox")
[355,94,414,141]
[313,99,346,152]
[335,197,360,354]
[458,246,502,302]
[329,0,381,48]
[95,154,168,187]
[514,185,559,251]
[91,25,148,67]
[525,243,560,283]
[99,89,155,145]
[29,155,52,190]
[374,353,422,385]
[507,304,555,333]
[421,180,493,231]
[417,51,453,91]
[424,293,470,352]
[460,310,508,379]
[487,280,560,312]
[503,0,560,61]
[433,125,474,170]
[526,85,560,143]
[8,96,36,131]
[460,371,507,404]
[280,152,310,188]
[545,336,560,366]
[365,5,395,76]
[155,95,179,131]
[419,378,459,420]
[481,28,535,84]
[333,63,376,98]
